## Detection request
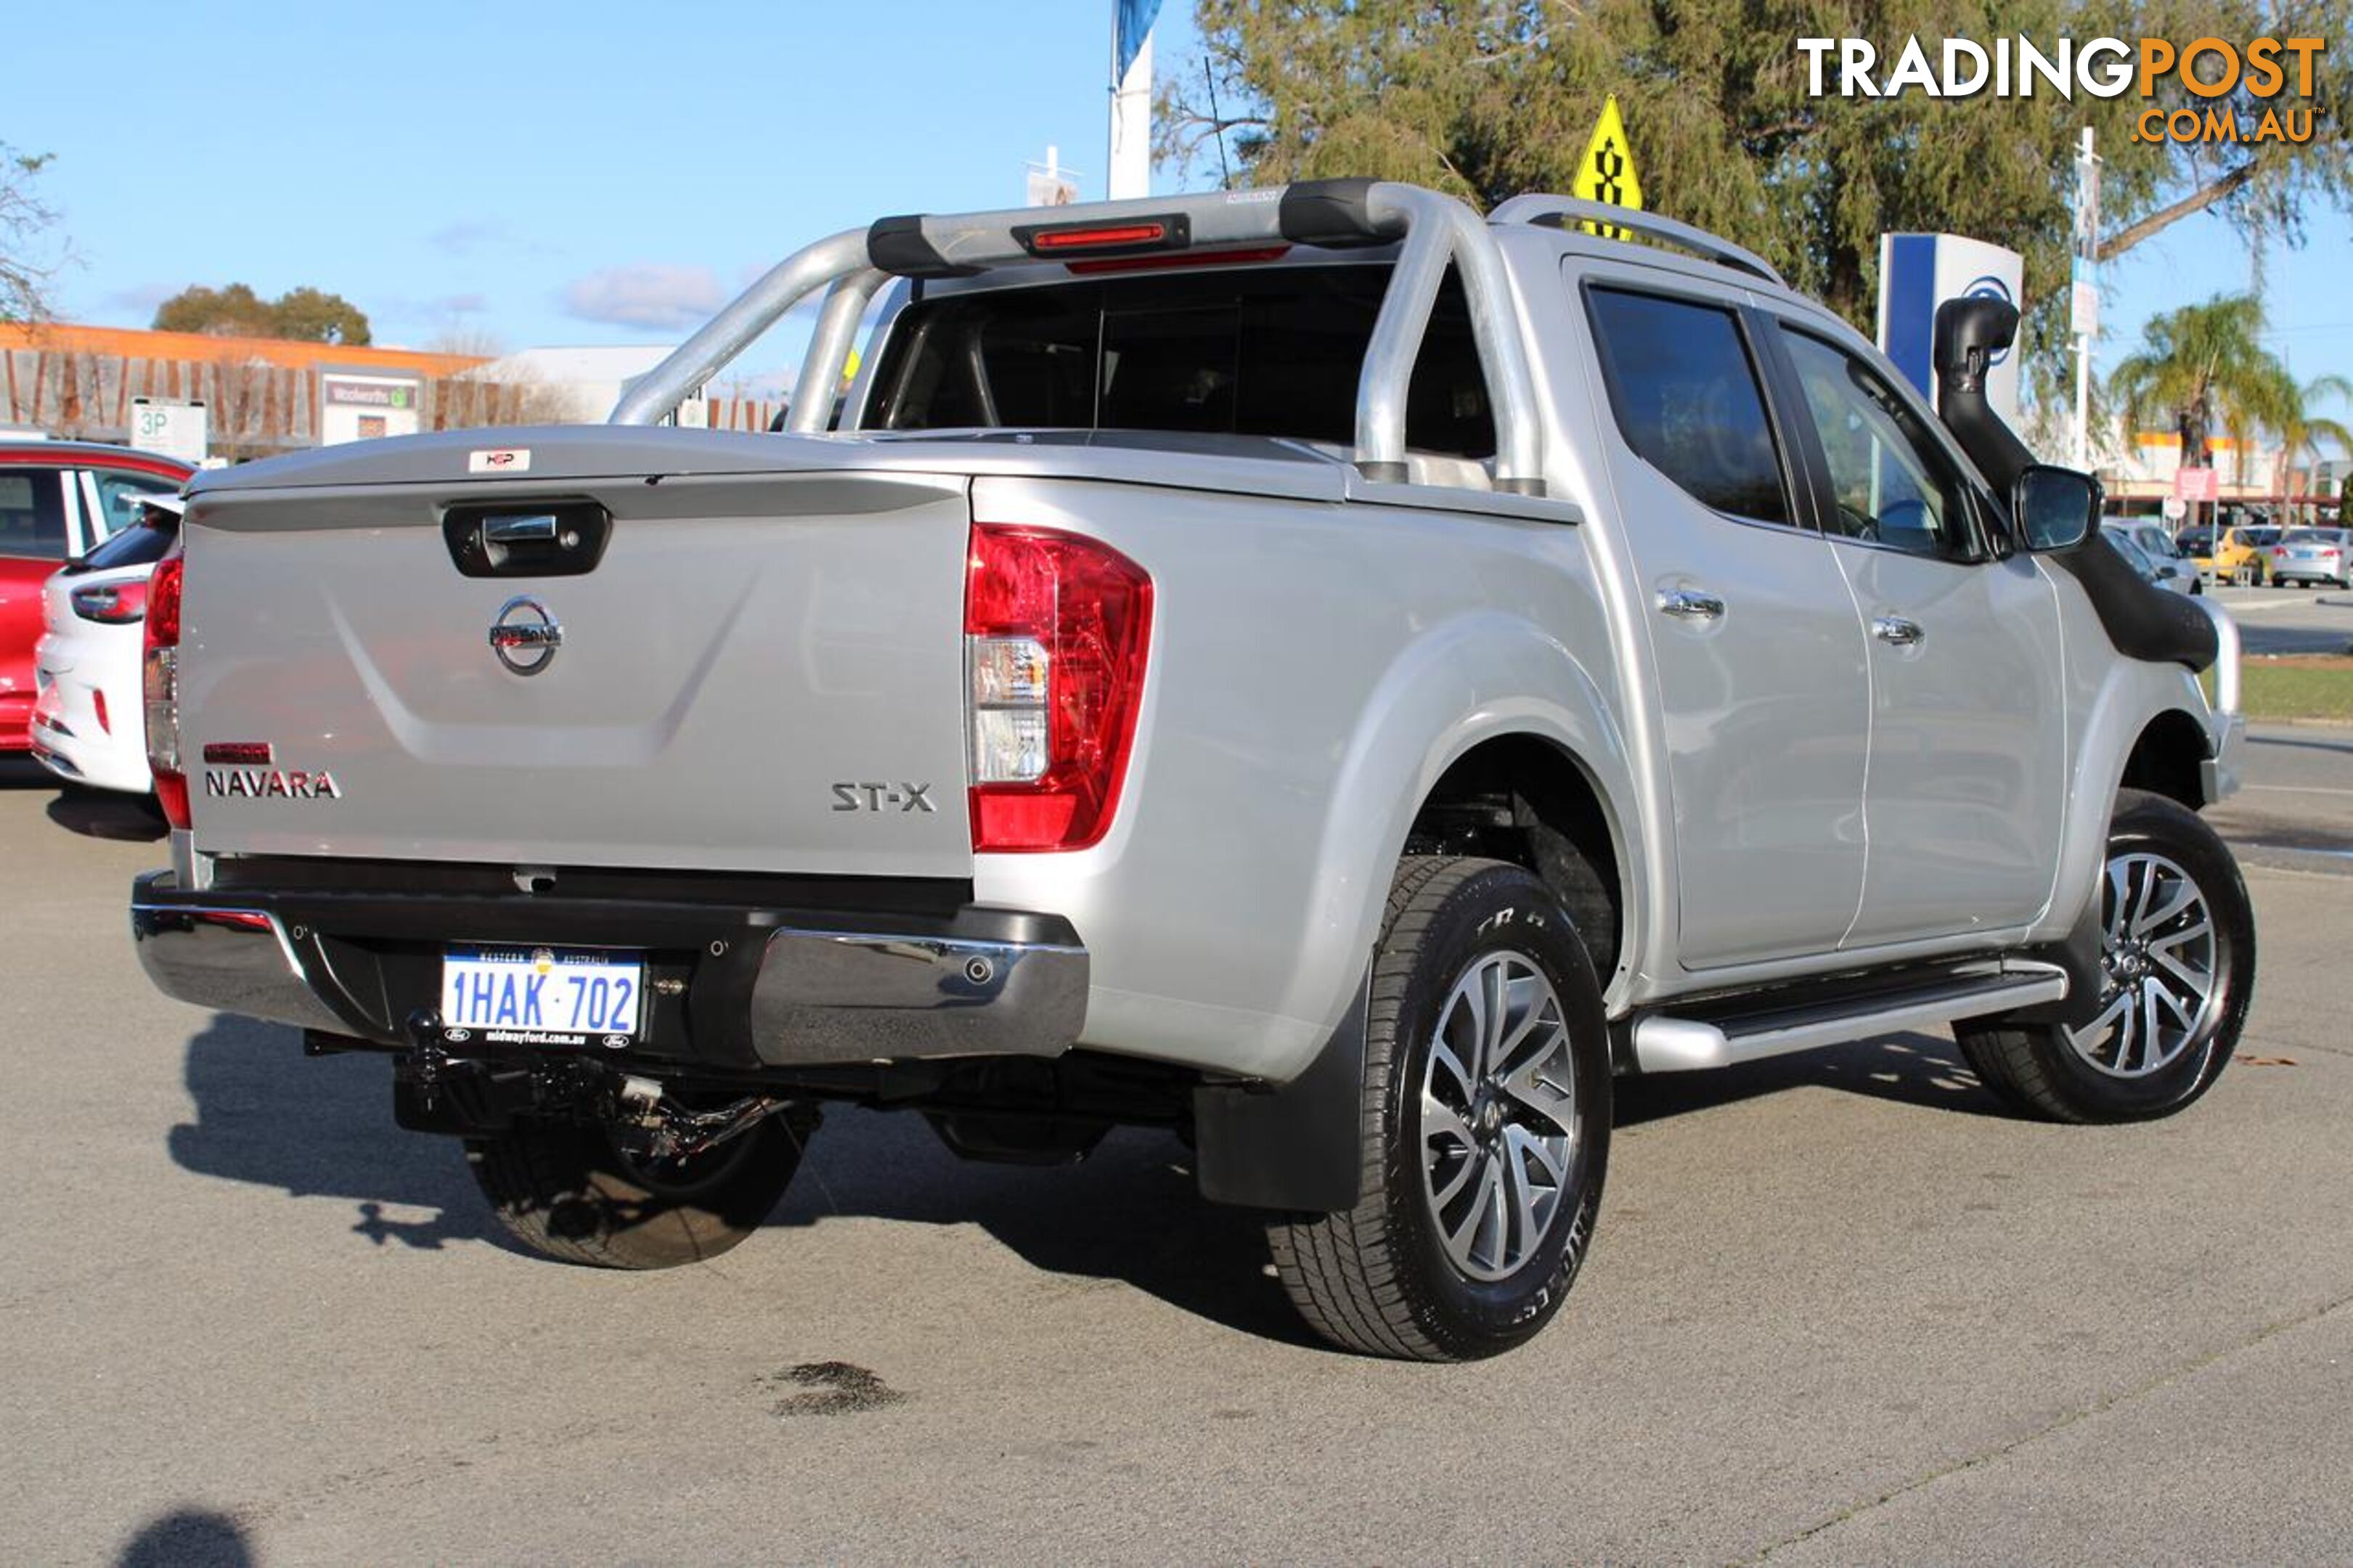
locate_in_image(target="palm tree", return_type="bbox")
[2272,372,2353,521]
[2109,295,2299,520]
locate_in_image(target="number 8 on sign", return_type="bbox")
[1572,95,1645,240]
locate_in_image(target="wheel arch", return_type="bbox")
[2119,706,2213,812]
[2032,667,2218,944]
[1401,732,1631,987]
[1284,609,1645,1042]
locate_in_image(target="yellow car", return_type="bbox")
[2186,525,2282,584]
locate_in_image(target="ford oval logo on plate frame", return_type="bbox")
[489,595,563,676]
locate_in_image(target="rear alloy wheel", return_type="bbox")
[1960,791,2253,1123]
[1268,857,1610,1361]
[1419,952,1581,1282]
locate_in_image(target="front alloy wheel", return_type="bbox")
[1960,790,2252,1124]
[2065,851,2223,1079]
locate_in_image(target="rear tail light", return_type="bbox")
[143,554,188,828]
[963,523,1152,852]
[70,579,148,624]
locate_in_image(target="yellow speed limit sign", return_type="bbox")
[1572,95,1643,238]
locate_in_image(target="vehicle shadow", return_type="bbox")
[772,1110,1318,1349]
[0,759,168,840]
[116,1507,256,1568]
[162,1013,2008,1349]
[167,1013,506,1253]
[1615,1031,2003,1127]
[768,1031,2009,1348]
[46,787,168,842]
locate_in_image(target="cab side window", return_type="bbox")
[0,468,70,559]
[1584,287,1793,526]
[1777,328,1978,560]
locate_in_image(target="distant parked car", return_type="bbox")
[1,440,192,757]
[2269,527,2352,590]
[30,496,184,793]
[2185,524,2282,585]
[2106,530,2201,597]
[2110,518,2192,571]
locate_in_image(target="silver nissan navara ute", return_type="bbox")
[132,182,2250,1360]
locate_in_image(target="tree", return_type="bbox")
[270,286,372,346]
[1,139,62,323]
[2272,370,2353,514]
[2109,294,2300,530]
[153,282,372,343]
[1161,1,2353,381]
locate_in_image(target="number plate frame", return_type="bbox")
[439,944,645,1048]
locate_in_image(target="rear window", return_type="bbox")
[1584,287,1792,526]
[0,467,69,559]
[864,262,1496,459]
[2239,527,2282,547]
[79,504,179,570]
[2283,528,2333,544]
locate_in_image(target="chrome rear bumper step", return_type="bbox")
[1631,960,2070,1073]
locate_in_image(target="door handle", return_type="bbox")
[1872,616,1925,647]
[1657,587,1726,621]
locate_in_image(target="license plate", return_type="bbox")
[441,945,643,1047]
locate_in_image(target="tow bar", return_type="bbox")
[391,1009,799,1157]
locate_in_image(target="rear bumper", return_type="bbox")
[129,870,1088,1071]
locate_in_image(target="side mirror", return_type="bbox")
[2013,464,2103,552]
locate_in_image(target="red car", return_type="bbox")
[1,439,194,757]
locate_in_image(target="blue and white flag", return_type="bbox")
[1115,0,1162,83]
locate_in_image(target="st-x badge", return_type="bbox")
[489,595,563,676]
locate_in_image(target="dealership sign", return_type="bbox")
[1876,233,2025,425]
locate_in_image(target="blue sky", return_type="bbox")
[9,1,2347,411]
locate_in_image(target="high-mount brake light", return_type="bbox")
[1029,222,1167,251]
[143,554,189,828]
[1011,212,1191,261]
[963,524,1153,853]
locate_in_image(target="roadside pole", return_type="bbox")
[2071,126,2101,472]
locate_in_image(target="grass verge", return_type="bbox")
[2208,655,2353,722]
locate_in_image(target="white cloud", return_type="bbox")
[558,264,728,332]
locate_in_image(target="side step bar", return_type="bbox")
[1631,960,2070,1073]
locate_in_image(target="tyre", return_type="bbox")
[1268,856,1611,1360]
[466,1110,814,1268]
[1959,790,2253,1124]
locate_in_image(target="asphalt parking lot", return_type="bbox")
[4,729,2349,1567]
[2210,582,2353,656]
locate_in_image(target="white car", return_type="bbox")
[2106,530,2201,597]
[29,496,182,794]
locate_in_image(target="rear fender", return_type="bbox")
[1284,611,1642,1046]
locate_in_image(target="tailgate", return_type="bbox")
[179,469,974,877]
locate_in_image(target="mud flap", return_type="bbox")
[1191,972,1369,1212]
